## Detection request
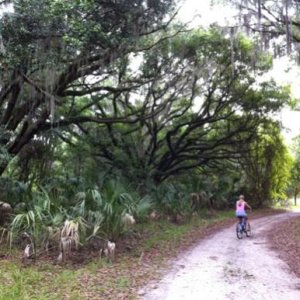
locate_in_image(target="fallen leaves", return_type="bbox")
[267,215,300,277]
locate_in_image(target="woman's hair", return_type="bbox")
[239,195,244,200]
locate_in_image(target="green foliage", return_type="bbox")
[287,136,300,204]
[239,122,293,206]
[9,186,64,250]
[151,182,191,219]
[135,195,154,222]
[0,0,295,250]
[0,126,12,166]
[176,166,242,210]
[4,176,153,249]
[65,27,290,187]
[0,0,176,178]
[0,177,26,207]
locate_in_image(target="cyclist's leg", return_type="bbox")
[236,217,244,238]
[237,216,243,231]
[244,212,248,225]
[241,217,245,230]
[236,213,245,232]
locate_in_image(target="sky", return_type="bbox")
[177,0,300,145]
[177,0,236,27]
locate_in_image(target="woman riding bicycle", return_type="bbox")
[235,195,252,225]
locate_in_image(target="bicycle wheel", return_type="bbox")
[246,222,251,237]
[236,223,243,239]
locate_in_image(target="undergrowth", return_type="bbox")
[0,210,235,300]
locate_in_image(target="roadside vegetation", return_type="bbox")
[0,208,284,300]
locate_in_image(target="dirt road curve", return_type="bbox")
[141,212,300,300]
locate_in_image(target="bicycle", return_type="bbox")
[236,216,251,239]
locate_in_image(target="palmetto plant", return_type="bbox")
[152,182,192,220]
[72,179,154,240]
[135,195,154,222]
[57,219,84,261]
[0,177,27,207]
[72,189,104,240]
[5,176,153,257]
[80,180,140,240]
[9,187,64,254]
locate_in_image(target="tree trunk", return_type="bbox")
[0,162,8,177]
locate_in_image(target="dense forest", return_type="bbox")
[0,0,299,260]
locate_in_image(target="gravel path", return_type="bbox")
[141,212,300,300]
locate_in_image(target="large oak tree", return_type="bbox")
[0,0,176,175]
[66,28,290,183]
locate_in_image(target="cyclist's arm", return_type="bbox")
[245,202,252,211]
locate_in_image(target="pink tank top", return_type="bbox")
[236,201,245,213]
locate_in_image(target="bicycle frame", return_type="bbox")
[238,216,247,229]
[236,216,251,239]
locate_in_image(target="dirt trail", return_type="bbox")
[141,212,300,300]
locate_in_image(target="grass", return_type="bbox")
[0,210,238,299]
[0,261,84,300]
[140,210,233,252]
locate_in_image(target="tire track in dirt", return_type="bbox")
[141,212,300,300]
